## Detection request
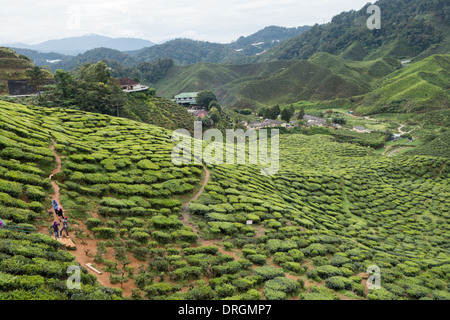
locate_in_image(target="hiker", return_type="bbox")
[0,219,4,229]
[57,207,64,220]
[52,200,59,215]
[60,217,69,238]
[50,221,60,240]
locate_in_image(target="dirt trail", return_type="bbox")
[180,164,210,238]
[49,142,63,223]
[46,141,137,297]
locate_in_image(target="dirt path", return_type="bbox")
[46,141,138,297]
[49,142,63,223]
[180,164,210,238]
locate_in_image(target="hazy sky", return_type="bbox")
[1,0,371,44]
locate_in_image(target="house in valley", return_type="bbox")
[174,92,198,106]
[119,78,149,93]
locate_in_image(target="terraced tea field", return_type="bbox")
[0,101,448,300]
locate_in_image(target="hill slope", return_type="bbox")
[355,54,450,115]
[0,100,448,300]
[153,53,401,107]
[0,47,53,95]
[262,0,450,62]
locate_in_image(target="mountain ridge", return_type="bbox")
[1,34,155,55]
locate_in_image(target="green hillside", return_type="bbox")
[122,95,195,134]
[355,54,450,115]
[152,60,297,101]
[134,39,244,66]
[262,0,449,62]
[153,53,401,108]
[0,100,448,300]
[0,47,52,95]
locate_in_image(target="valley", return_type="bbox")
[0,0,448,303]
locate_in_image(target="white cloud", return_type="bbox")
[0,0,371,44]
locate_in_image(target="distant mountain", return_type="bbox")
[133,39,245,65]
[129,26,311,65]
[228,25,310,56]
[2,34,155,55]
[8,48,70,67]
[261,0,450,62]
[49,47,137,71]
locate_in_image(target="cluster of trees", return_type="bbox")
[257,105,281,120]
[196,90,223,126]
[40,61,128,116]
[256,105,298,123]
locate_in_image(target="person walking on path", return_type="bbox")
[52,200,59,215]
[50,221,60,240]
[57,207,64,221]
[60,217,69,238]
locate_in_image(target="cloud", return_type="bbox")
[0,0,370,44]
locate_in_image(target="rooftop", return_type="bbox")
[175,92,198,99]
[119,77,140,86]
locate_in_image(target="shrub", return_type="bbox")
[182,246,219,256]
[273,252,294,265]
[246,254,267,265]
[264,277,298,293]
[325,276,353,290]
[152,215,182,229]
[212,261,242,276]
[131,232,150,244]
[302,286,340,300]
[152,231,173,244]
[316,265,343,279]
[253,266,285,281]
[177,230,198,243]
[263,288,287,300]
[266,239,298,253]
[0,179,22,197]
[145,282,175,298]
[170,267,202,281]
[86,218,103,230]
[367,288,397,300]
[92,228,117,239]
[216,283,237,298]
[282,262,303,274]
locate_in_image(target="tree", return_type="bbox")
[281,107,294,122]
[263,108,273,120]
[54,69,75,99]
[197,90,217,109]
[257,107,266,117]
[208,100,221,112]
[26,66,47,97]
[75,61,111,84]
[264,105,281,120]
[272,105,281,119]
[209,107,221,124]
[297,106,305,120]
[110,84,128,117]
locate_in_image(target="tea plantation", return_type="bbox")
[0,100,448,300]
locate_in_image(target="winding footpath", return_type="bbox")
[386,124,414,157]
[180,165,210,238]
[47,141,137,297]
